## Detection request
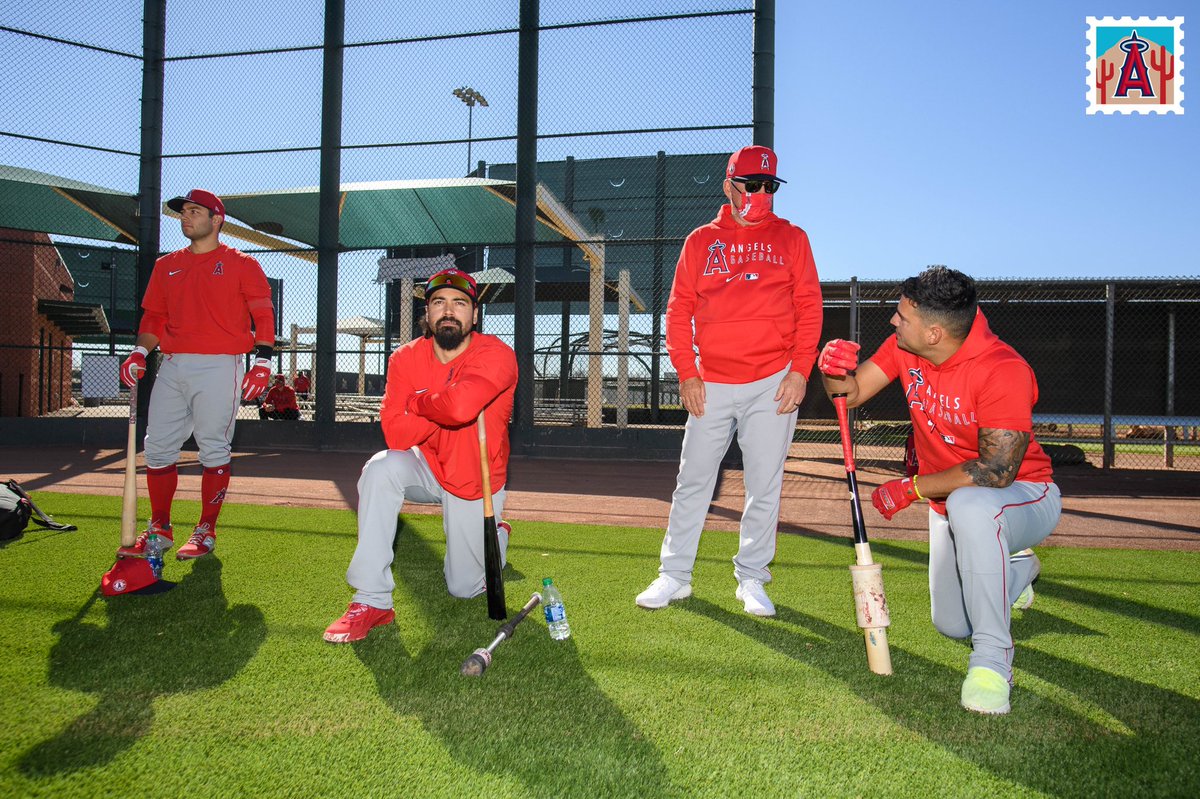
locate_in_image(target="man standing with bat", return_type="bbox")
[324,268,517,643]
[635,146,823,617]
[117,189,275,563]
[818,265,1060,715]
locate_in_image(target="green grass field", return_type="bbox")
[2,493,1198,798]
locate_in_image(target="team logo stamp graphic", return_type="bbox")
[1087,17,1184,114]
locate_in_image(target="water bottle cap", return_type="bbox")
[542,577,553,586]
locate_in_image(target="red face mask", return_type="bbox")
[735,190,773,223]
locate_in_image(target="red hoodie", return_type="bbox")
[666,205,822,384]
[868,309,1054,513]
[379,332,517,500]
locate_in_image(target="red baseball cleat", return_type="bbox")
[176,524,215,560]
[117,522,174,558]
[323,602,395,643]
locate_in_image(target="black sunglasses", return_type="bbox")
[732,178,780,194]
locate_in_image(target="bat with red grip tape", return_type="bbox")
[833,392,893,676]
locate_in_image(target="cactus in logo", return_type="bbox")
[1149,44,1174,105]
[1096,57,1115,104]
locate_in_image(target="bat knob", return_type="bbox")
[459,648,492,677]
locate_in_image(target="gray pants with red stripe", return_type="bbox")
[929,481,1062,681]
[657,367,797,585]
[145,353,243,469]
[347,448,508,608]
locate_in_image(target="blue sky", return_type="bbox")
[2,1,1194,286]
[772,2,1195,280]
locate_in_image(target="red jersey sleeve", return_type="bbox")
[138,255,171,339]
[379,346,439,451]
[409,342,518,426]
[240,256,276,343]
[867,334,902,381]
[665,234,701,382]
[788,230,823,378]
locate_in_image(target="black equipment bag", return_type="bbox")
[1,479,77,541]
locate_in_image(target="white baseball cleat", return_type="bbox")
[735,578,775,617]
[635,574,692,609]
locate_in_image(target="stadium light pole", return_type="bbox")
[453,86,488,175]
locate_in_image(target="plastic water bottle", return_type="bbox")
[542,577,570,640]
[145,534,165,580]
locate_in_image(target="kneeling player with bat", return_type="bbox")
[818,266,1060,715]
[324,268,517,643]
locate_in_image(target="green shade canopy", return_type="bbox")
[0,165,139,244]
[221,178,572,250]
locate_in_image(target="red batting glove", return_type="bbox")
[871,477,919,520]
[818,339,861,377]
[120,347,148,387]
[242,359,272,401]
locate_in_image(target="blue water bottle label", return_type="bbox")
[544,604,565,623]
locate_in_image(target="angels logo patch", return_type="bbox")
[213,261,224,275]
[703,239,730,275]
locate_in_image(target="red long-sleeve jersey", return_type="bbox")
[379,332,517,500]
[666,205,822,384]
[139,244,275,354]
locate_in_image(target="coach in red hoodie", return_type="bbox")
[635,146,823,617]
[323,268,517,643]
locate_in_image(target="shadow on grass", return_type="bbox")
[19,557,266,777]
[352,522,677,799]
[1034,579,1200,636]
[682,598,1200,798]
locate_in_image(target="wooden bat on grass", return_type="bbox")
[120,372,140,548]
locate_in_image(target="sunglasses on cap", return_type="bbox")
[425,272,476,299]
[732,178,781,194]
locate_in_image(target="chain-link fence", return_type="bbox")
[3,3,1198,472]
[807,278,1200,472]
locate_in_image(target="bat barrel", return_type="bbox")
[460,648,492,677]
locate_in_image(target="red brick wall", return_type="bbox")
[0,229,75,416]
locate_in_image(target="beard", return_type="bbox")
[433,319,468,350]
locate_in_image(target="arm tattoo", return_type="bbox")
[965,428,1029,487]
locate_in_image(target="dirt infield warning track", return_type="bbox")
[3,446,1198,551]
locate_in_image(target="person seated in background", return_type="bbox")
[294,371,311,400]
[259,374,301,420]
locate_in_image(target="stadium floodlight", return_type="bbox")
[453,86,489,175]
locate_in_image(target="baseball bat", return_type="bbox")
[832,393,893,676]
[120,371,140,548]
[460,592,542,677]
[478,412,507,620]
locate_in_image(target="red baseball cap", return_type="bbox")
[100,557,158,596]
[167,189,226,217]
[424,268,478,304]
[726,145,786,183]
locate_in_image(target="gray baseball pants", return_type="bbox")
[347,448,508,608]
[658,367,798,585]
[144,353,243,469]
[929,481,1061,681]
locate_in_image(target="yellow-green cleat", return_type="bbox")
[961,666,1011,715]
[1012,582,1035,611]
